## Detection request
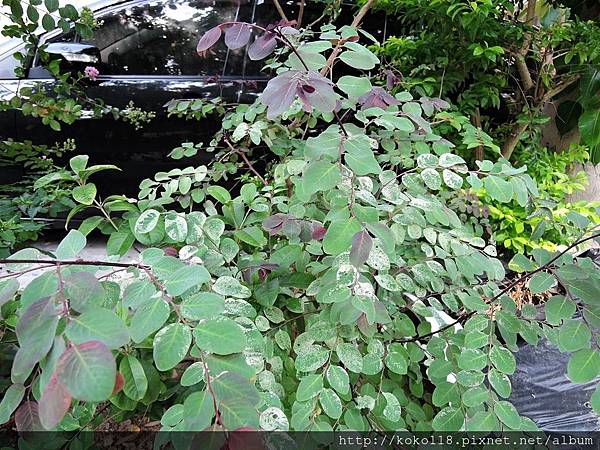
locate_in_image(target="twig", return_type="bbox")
[224,138,268,186]
[273,0,289,22]
[395,230,600,343]
[320,0,377,77]
[297,0,305,27]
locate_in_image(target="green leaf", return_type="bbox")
[567,349,600,383]
[385,351,408,375]
[382,392,401,422]
[490,345,516,375]
[193,317,247,355]
[528,272,556,294]
[120,356,148,401]
[234,226,267,247]
[302,161,341,195]
[0,278,19,310]
[432,407,464,431]
[295,345,329,372]
[337,76,372,97]
[181,362,204,386]
[66,308,129,349]
[183,390,214,431]
[106,227,135,256]
[488,369,511,398]
[558,319,591,352]
[164,213,188,242]
[123,280,157,309]
[64,272,106,313]
[323,218,361,255]
[153,323,192,371]
[207,185,231,203]
[304,127,341,160]
[135,209,161,234]
[180,292,224,320]
[69,155,88,174]
[0,384,25,424]
[484,176,513,203]
[421,168,441,190]
[72,184,97,205]
[468,410,499,431]
[339,42,379,70]
[508,253,538,273]
[212,372,260,428]
[327,365,350,395]
[55,230,86,259]
[212,276,251,299]
[58,341,116,402]
[296,374,323,402]
[344,134,381,175]
[12,298,61,383]
[130,299,170,343]
[457,349,487,370]
[544,295,575,325]
[165,265,210,296]
[336,343,363,373]
[206,354,255,379]
[494,401,521,429]
[319,388,342,419]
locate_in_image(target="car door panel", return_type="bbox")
[16,0,252,197]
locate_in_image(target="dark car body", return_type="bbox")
[0,0,388,197]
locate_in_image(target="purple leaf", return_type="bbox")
[262,213,289,235]
[311,225,327,241]
[248,32,277,60]
[386,70,401,90]
[349,230,372,267]
[358,87,400,110]
[39,374,72,430]
[261,71,303,118]
[197,25,222,54]
[260,70,337,118]
[58,341,116,402]
[224,23,252,50]
[15,401,43,432]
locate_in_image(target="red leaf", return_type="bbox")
[248,32,277,60]
[349,230,372,267]
[112,372,124,396]
[39,374,72,430]
[15,401,43,432]
[358,87,400,109]
[226,429,263,450]
[163,246,178,257]
[311,225,327,241]
[224,23,252,50]
[197,25,222,54]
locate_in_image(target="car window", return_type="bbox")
[82,0,251,76]
[227,0,388,78]
[0,52,20,79]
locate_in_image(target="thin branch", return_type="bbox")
[224,138,268,186]
[297,0,305,28]
[273,0,289,22]
[395,230,600,344]
[320,0,377,77]
[0,259,142,269]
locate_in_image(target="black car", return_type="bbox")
[0,0,388,197]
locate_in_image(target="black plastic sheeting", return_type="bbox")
[510,248,600,431]
[510,337,600,431]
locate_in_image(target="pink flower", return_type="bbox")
[84,66,99,81]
